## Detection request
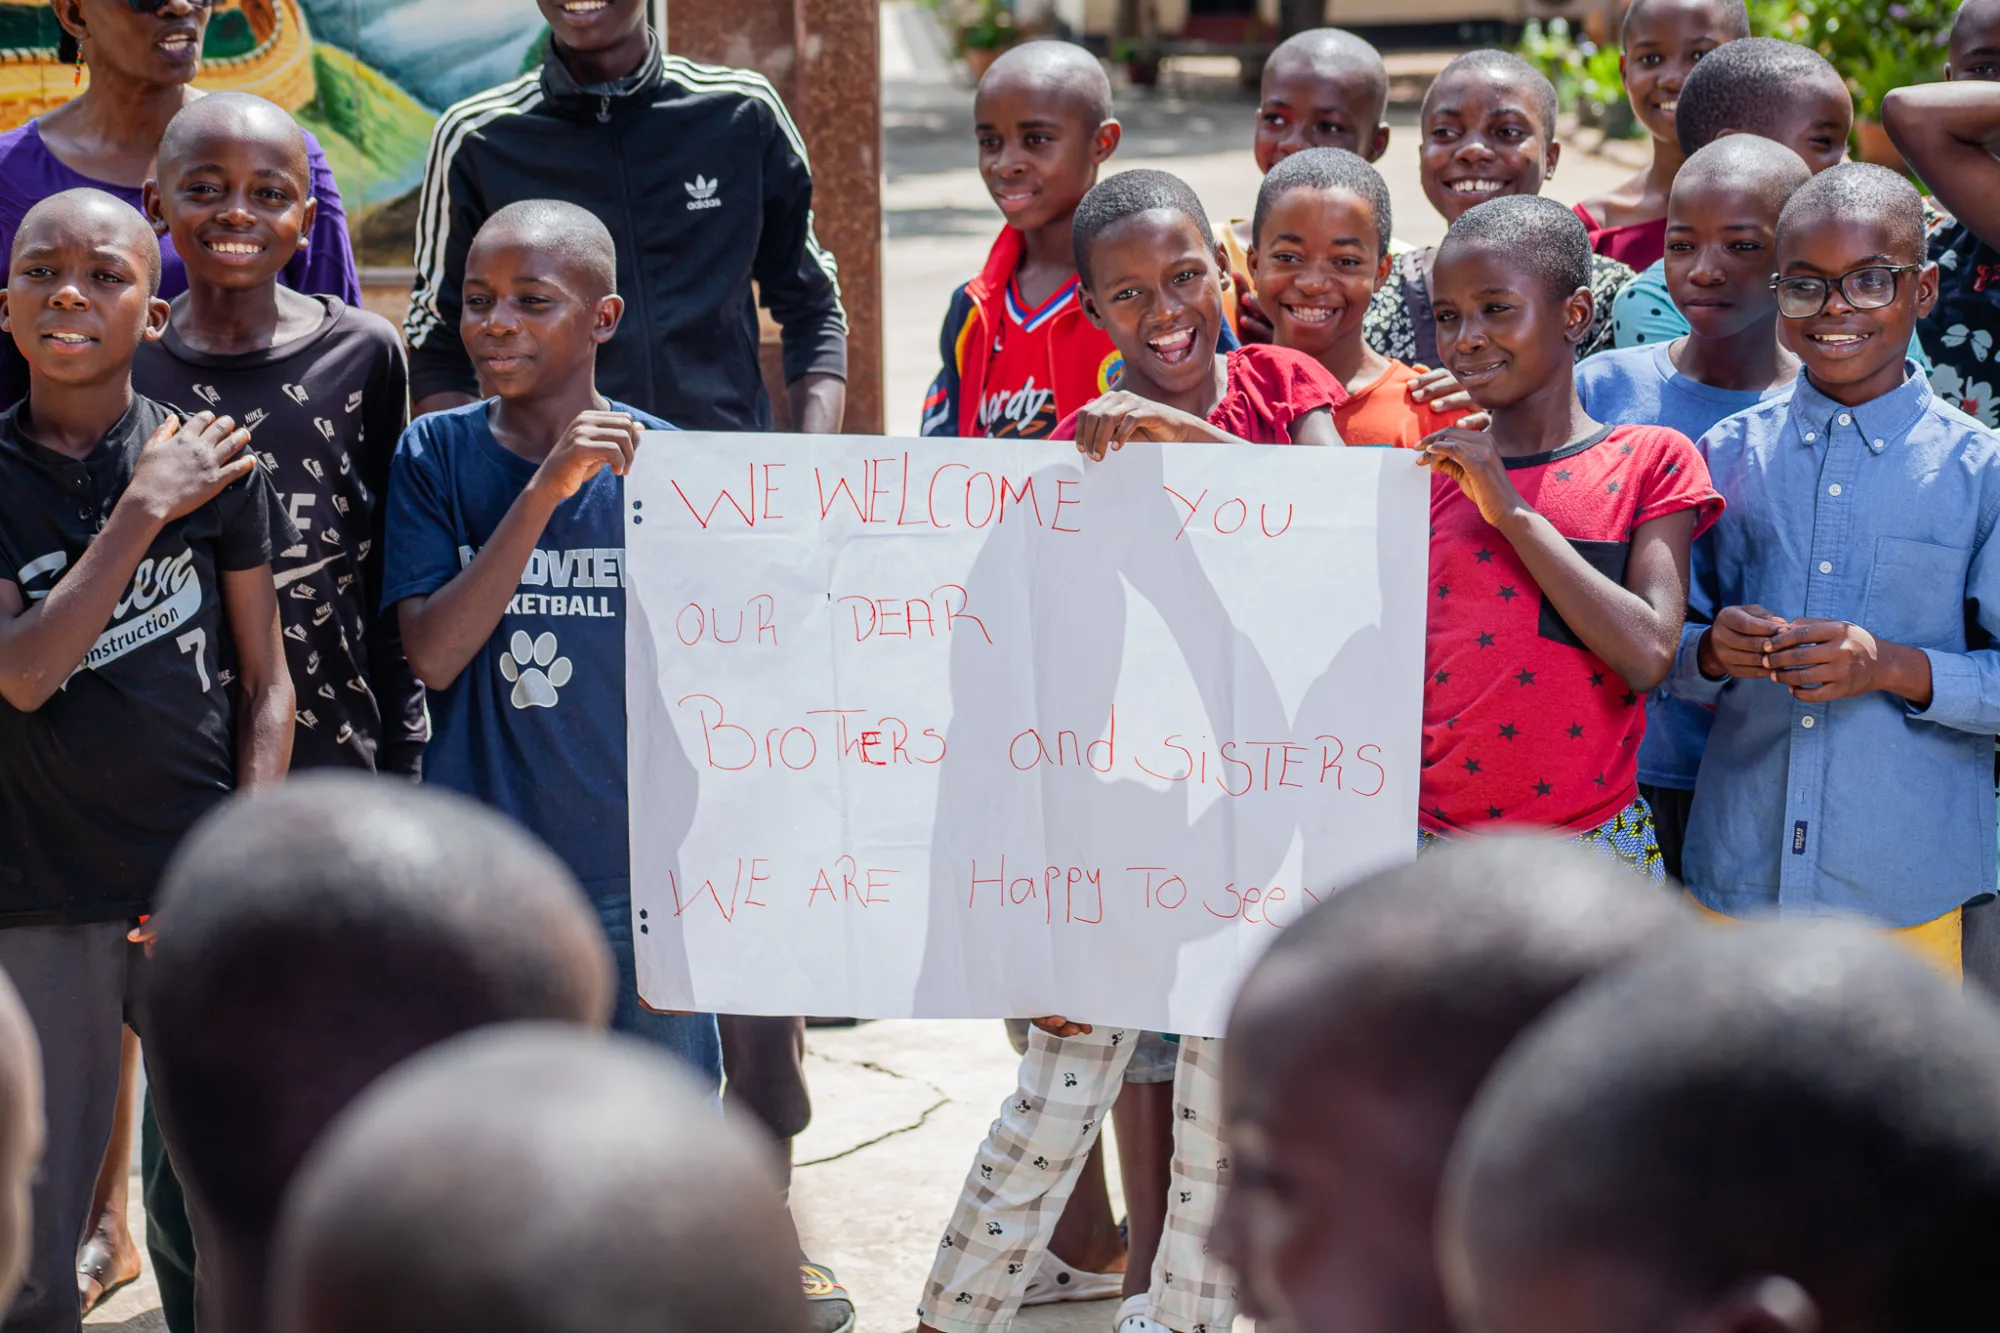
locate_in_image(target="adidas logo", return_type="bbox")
[685,174,722,211]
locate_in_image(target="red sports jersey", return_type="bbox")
[1052,345,1345,444]
[1421,424,1721,834]
[976,276,1087,438]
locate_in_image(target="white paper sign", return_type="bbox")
[625,434,1428,1036]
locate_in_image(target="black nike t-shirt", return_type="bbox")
[0,394,283,925]
[133,297,425,774]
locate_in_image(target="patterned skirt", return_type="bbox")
[1417,795,1665,882]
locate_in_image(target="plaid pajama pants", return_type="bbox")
[917,1026,1235,1333]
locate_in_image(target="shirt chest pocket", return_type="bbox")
[1863,537,1972,649]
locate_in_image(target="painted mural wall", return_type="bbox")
[0,0,549,264]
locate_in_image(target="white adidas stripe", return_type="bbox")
[658,55,847,320]
[405,73,544,347]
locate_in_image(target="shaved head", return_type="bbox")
[1264,28,1389,122]
[1228,837,1685,1117]
[1216,837,1685,1333]
[1444,927,2000,1333]
[1674,134,1810,217]
[143,775,615,1327]
[157,92,309,185]
[472,199,619,301]
[272,1025,808,1333]
[12,188,161,293]
[0,969,39,1313]
[979,40,1113,128]
[1778,161,1926,262]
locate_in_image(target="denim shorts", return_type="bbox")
[1003,1019,1177,1084]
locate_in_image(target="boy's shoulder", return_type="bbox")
[1576,343,1666,386]
[397,398,492,463]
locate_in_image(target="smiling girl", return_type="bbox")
[1360,50,1634,368]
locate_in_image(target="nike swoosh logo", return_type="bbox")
[273,553,345,589]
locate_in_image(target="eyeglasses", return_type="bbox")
[1771,264,1923,319]
[123,0,215,13]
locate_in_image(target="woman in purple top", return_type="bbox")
[0,0,361,408]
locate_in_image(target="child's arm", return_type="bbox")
[397,411,641,690]
[221,565,293,787]
[361,337,427,776]
[1420,426,1690,691]
[0,411,252,711]
[1072,391,1241,459]
[1884,82,2000,248]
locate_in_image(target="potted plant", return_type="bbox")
[956,0,1019,80]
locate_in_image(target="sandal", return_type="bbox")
[1024,1248,1126,1305]
[76,1229,141,1315]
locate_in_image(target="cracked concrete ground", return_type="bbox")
[793,1020,1179,1333]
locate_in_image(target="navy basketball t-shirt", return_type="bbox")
[382,399,671,900]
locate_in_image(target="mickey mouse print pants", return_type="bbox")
[917,1026,1234,1333]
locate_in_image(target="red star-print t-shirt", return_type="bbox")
[1421,424,1722,834]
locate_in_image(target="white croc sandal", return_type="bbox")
[1113,1293,1173,1333]
[1021,1249,1125,1306]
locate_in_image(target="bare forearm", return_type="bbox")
[0,503,164,710]
[1495,507,1679,690]
[1884,84,2000,242]
[399,483,559,689]
[236,674,294,788]
[788,373,847,435]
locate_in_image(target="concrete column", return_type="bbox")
[666,0,886,434]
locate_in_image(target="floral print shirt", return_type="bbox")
[1921,210,2000,428]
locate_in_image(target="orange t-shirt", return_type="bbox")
[1334,359,1467,447]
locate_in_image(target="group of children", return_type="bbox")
[916,4,2000,1332]
[2,2,2000,1332]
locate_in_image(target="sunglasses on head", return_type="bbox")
[120,0,214,14]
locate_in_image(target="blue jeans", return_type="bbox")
[594,893,723,1093]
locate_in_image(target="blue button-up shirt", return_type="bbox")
[1669,365,2000,926]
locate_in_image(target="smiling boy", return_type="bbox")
[1417,196,1720,869]
[922,42,1123,438]
[1061,169,1345,455]
[0,186,292,1333]
[1249,148,1470,445]
[382,201,726,1076]
[1574,135,1809,881]
[1671,164,2000,976]
[135,94,422,778]
[1571,0,1749,269]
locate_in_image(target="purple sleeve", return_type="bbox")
[285,131,363,305]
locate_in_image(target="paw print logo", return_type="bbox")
[498,630,571,709]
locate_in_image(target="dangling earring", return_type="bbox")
[72,49,84,87]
